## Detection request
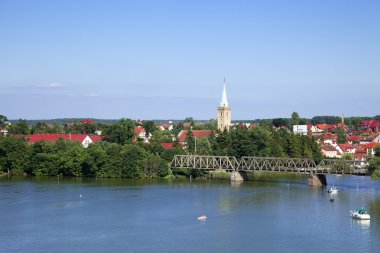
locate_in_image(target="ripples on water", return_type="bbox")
[0,175,379,253]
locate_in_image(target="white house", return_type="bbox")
[293,125,308,135]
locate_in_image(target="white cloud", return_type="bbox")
[88,93,99,97]
[46,83,64,88]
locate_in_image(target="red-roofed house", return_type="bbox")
[362,142,380,157]
[134,126,151,143]
[336,144,355,155]
[360,120,380,133]
[321,145,341,158]
[28,134,102,148]
[81,119,94,124]
[347,135,362,144]
[336,123,348,130]
[177,130,214,145]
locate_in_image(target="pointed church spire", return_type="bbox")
[220,78,229,107]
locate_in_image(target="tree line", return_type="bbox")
[0,135,186,178]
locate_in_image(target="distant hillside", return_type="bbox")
[9,118,118,125]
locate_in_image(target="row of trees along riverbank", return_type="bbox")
[1,118,379,178]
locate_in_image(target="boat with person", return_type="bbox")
[197,215,207,221]
[327,186,338,194]
[350,209,371,220]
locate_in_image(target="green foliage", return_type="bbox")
[369,158,380,179]
[0,136,30,175]
[0,115,8,127]
[290,112,300,128]
[0,134,170,179]
[140,153,169,178]
[32,122,63,134]
[195,138,212,155]
[142,121,156,136]
[185,129,195,154]
[311,116,341,125]
[103,118,135,145]
[336,127,347,144]
[210,125,320,160]
[161,147,186,163]
[272,118,288,128]
[8,119,30,135]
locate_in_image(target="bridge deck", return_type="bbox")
[170,155,369,175]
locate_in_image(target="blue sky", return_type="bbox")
[1,0,379,120]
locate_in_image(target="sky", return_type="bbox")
[0,0,379,120]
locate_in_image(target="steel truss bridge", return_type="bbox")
[170,155,369,175]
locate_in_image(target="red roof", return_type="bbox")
[362,142,380,149]
[361,120,380,128]
[177,130,214,142]
[134,126,146,135]
[337,144,355,152]
[90,135,103,142]
[336,123,348,129]
[28,134,102,144]
[321,145,337,152]
[353,153,367,160]
[160,142,174,150]
[347,135,362,142]
[81,119,94,124]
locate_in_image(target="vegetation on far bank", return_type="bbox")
[1,114,379,179]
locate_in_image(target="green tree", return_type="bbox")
[58,142,86,177]
[185,129,195,154]
[103,118,135,145]
[0,115,8,127]
[142,121,156,137]
[161,147,186,163]
[29,141,59,176]
[336,127,347,144]
[121,144,147,178]
[369,146,380,179]
[8,119,30,135]
[272,118,288,128]
[290,112,300,128]
[140,153,169,178]
[195,138,212,155]
[285,134,302,158]
[0,136,30,175]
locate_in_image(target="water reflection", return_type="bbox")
[352,219,370,228]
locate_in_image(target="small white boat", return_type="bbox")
[327,186,338,194]
[197,215,207,221]
[350,209,371,220]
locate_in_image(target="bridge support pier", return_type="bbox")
[230,171,247,182]
[308,174,327,187]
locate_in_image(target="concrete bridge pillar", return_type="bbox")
[230,171,247,182]
[308,174,327,187]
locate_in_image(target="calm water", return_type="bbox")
[1,175,380,253]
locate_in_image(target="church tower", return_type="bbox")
[217,79,231,131]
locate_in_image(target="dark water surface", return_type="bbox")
[1,175,380,253]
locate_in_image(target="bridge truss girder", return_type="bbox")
[170,155,369,175]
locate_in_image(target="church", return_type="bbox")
[217,80,231,131]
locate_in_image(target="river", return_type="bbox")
[1,174,380,253]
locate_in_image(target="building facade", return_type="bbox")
[217,80,231,131]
